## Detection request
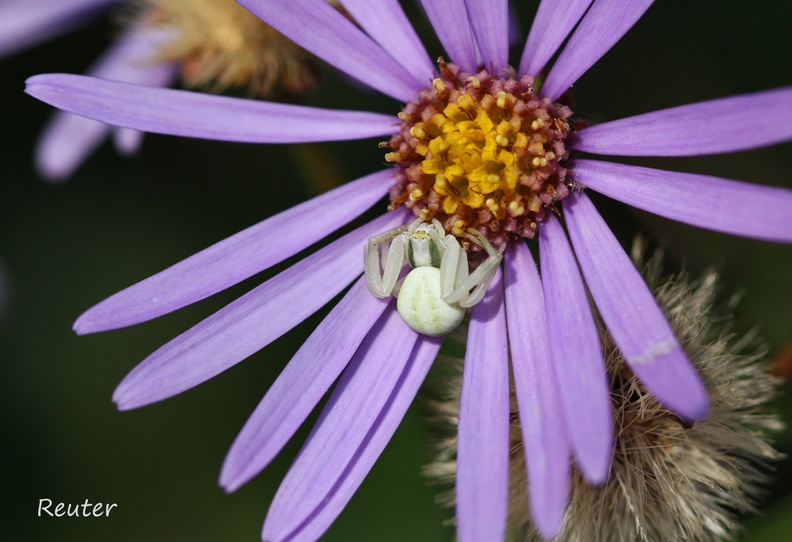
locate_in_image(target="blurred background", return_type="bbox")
[1,1,791,540]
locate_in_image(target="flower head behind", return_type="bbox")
[424,244,784,541]
[4,0,333,180]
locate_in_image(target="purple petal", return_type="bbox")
[278,334,441,542]
[25,74,398,143]
[539,214,612,484]
[111,210,408,410]
[465,0,509,73]
[456,269,509,542]
[572,159,792,243]
[237,0,421,101]
[220,277,390,492]
[338,0,435,84]
[519,0,594,77]
[542,0,654,100]
[261,308,418,542]
[35,26,177,181]
[564,191,709,420]
[80,26,177,83]
[75,171,397,334]
[572,87,792,156]
[35,112,112,182]
[504,242,570,538]
[0,0,118,59]
[419,0,478,73]
[112,127,143,155]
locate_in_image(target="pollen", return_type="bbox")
[136,0,342,96]
[385,60,575,245]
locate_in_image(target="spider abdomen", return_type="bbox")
[397,266,464,336]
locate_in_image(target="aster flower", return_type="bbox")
[24,0,792,540]
[1,0,176,180]
[34,22,177,181]
[0,0,121,60]
[5,0,332,181]
[425,249,784,542]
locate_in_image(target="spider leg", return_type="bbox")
[457,257,500,307]
[465,228,505,260]
[426,220,446,258]
[444,229,504,307]
[439,235,467,299]
[430,218,446,239]
[392,275,407,298]
[364,225,409,297]
[405,216,427,234]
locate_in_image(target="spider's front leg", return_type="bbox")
[442,230,504,308]
[439,235,469,302]
[364,224,409,298]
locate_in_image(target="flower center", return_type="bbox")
[385,61,575,246]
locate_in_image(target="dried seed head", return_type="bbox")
[133,0,341,96]
[423,244,783,542]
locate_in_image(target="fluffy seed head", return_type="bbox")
[423,245,783,541]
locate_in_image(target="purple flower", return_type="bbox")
[24,0,792,540]
[2,0,177,181]
[0,0,120,60]
[9,0,329,181]
[37,25,177,181]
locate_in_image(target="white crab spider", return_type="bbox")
[364,217,504,336]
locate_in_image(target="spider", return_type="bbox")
[364,217,503,336]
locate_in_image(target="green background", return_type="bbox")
[2,1,791,540]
